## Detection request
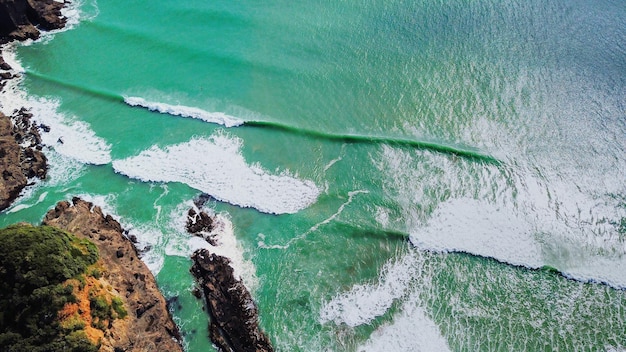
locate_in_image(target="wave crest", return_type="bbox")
[124,96,244,127]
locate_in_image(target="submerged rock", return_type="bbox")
[191,248,273,352]
[43,198,184,352]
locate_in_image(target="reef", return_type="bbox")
[43,198,184,351]
[188,208,274,352]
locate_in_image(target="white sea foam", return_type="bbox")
[410,198,543,267]
[321,249,450,351]
[257,190,368,249]
[407,186,626,288]
[606,347,626,352]
[112,134,320,214]
[5,192,48,214]
[126,225,166,275]
[376,143,626,288]
[165,201,258,291]
[101,220,166,275]
[6,204,30,213]
[320,253,421,327]
[323,144,346,172]
[44,149,88,186]
[0,53,111,165]
[152,184,169,222]
[357,304,450,352]
[124,96,245,127]
[28,100,111,164]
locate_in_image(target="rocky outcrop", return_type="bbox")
[187,207,217,245]
[0,109,47,211]
[188,208,273,352]
[0,0,66,211]
[0,0,67,43]
[191,250,273,352]
[43,198,184,352]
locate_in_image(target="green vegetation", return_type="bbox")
[89,293,111,330]
[89,290,128,330]
[0,224,99,352]
[112,297,128,319]
[60,315,86,332]
[90,267,102,279]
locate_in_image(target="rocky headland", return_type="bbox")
[0,0,68,211]
[0,0,185,350]
[0,1,274,350]
[187,207,274,352]
[43,197,184,351]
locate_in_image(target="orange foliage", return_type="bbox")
[58,274,113,344]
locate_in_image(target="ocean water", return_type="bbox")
[1,0,625,350]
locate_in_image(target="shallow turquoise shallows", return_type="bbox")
[1,0,625,350]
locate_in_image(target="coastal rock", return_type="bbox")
[187,208,218,245]
[0,53,11,70]
[0,111,47,211]
[187,207,273,352]
[0,0,61,212]
[0,0,66,43]
[191,249,274,352]
[43,198,184,352]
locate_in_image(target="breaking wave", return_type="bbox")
[112,134,320,214]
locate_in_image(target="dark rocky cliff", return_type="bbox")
[0,0,66,43]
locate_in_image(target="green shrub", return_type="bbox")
[89,292,128,329]
[61,315,86,332]
[0,224,100,351]
[76,275,86,290]
[90,268,102,279]
[111,297,128,319]
[63,331,99,352]
[89,295,110,319]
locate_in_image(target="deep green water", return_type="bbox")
[1,0,625,350]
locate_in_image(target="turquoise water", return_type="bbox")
[1,0,626,350]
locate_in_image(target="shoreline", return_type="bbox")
[0,0,76,211]
[1,2,183,350]
[0,4,275,350]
